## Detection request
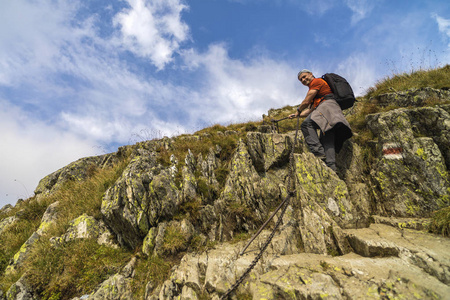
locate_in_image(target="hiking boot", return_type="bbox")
[316,155,327,161]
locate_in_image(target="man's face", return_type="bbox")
[298,72,313,86]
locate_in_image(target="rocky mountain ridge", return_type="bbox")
[1,87,450,299]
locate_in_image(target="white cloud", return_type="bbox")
[0,1,83,86]
[344,0,378,24]
[181,44,302,124]
[0,101,98,208]
[113,0,190,69]
[301,0,335,15]
[0,0,192,142]
[433,14,450,48]
[0,0,196,208]
[337,54,377,96]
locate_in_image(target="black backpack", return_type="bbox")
[321,73,356,110]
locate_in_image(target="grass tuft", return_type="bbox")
[131,255,176,299]
[428,206,450,236]
[161,224,188,255]
[0,156,131,296]
[24,239,130,300]
[365,65,450,99]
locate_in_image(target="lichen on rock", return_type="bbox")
[367,106,450,217]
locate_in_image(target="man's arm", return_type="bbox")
[289,89,318,118]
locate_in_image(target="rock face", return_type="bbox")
[52,214,118,248]
[5,276,37,300]
[150,223,450,299]
[34,147,130,200]
[4,201,59,275]
[366,105,450,216]
[1,88,449,299]
[0,216,17,236]
[101,149,179,249]
[373,87,450,108]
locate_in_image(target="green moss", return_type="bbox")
[295,159,321,195]
[376,171,389,191]
[326,246,340,257]
[406,200,420,215]
[319,261,329,270]
[230,232,252,244]
[235,290,253,300]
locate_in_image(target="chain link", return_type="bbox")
[220,116,300,299]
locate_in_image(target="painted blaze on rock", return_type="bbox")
[367,106,450,217]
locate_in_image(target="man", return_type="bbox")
[289,69,352,171]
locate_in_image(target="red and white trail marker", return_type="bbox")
[382,143,403,160]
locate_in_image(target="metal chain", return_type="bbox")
[220,116,300,300]
[219,195,291,300]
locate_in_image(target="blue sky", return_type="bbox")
[1,0,449,208]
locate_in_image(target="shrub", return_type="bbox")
[429,206,450,236]
[161,224,188,255]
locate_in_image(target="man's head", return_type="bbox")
[297,69,314,86]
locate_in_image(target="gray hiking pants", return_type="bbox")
[301,114,336,171]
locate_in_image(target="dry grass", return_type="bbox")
[429,206,450,236]
[24,239,130,300]
[0,157,131,297]
[131,255,177,299]
[365,64,450,99]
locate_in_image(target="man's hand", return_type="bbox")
[289,112,299,119]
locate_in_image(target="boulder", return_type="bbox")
[5,275,37,300]
[0,216,17,236]
[214,139,270,240]
[371,87,450,108]
[88,257,137,300]
[143,219,195,257]
[0,204,13,215]
[336,141,372,227]
[367,107,450,217]
[101,150,179,249]
[55,214,118,248]
[5,201,59,274]
[89,274,132,300]
[344,223,450,284]
[294,152,356,228]
[36,201,59,236]
[34,152,123,200]
[246,132,293,173]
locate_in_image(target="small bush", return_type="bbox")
[175,198,202,225]
[429,206,450,236]
[161,224,188,255]
[215,167,230,188]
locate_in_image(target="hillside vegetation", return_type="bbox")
[0,65,449,300]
